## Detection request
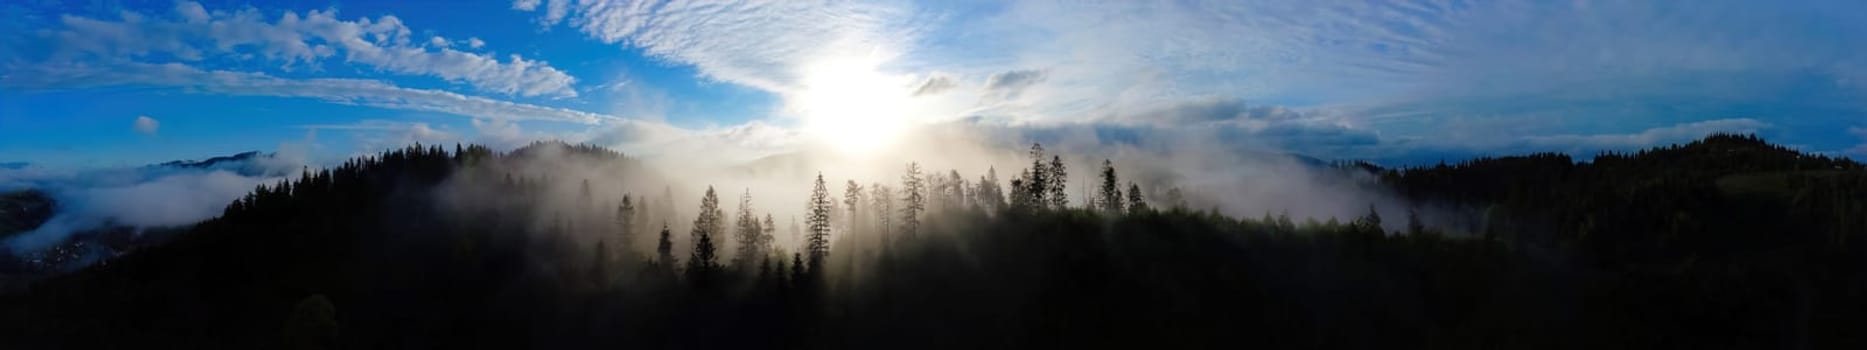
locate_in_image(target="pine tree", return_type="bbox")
[948,170,965,209]
[1126,182,1148,214]
[655,223,675,273]
[901,163,926,238]
[871,183,893,243]
[687,227,718,283]
[688,187,724,280]
[1048,155,1069,209]
[1359,204,1384,235]
[761,214,776,256]
[806,173,833,269]
[733,189,763,268]
[1009,172,1031,210]
[978,166,1004,211]
[844,180,864,234]
[1027,144,1048,207]
[1098,159,1122,213]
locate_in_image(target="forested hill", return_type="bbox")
[1,136,1863,349]
[1378,133,1867,265]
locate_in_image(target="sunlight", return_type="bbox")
[791,55,911,157]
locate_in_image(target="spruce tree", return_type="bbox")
[871,183,893,243]
[979,167,1004,211]
[688,187,724,280]
[687,227,718,283]
[901,163,926,238]
[761,214,776,255]
[733,189,762,268]
[1048,155,1069,209]
[844,180,864,234]
[1098,159,1122,213]
[1027,144,1048,207]
[1127,182,1148,214]
[806,173,833,268]
[655,223,675,273]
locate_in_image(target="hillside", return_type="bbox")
[1,136,1863,349]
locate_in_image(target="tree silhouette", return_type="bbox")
[844,180,864,234]
[806,173,833,269]
[686,226,718,284]
[1127,182,1148,214]
[655,223,675,273]
[688,187,724,281]
[1099,159,1122,213]
[871,183,894,244]
[900,163,926,238]
[733,189,762,268]
[1026,144,1048,207]
[1048,155,1069,209]
[978,167,1005,211]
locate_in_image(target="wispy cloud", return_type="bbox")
[515,0,914,93]
[2,62,617,124]
[37,1,580,98]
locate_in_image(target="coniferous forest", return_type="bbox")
[2,134,1865,349]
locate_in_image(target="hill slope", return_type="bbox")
[0,136,1862,349]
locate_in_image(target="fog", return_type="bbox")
[0,152,303,253]
[423,119,1428,268]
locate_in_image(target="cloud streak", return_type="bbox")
[39,1,580,98]
[2,62,618,124]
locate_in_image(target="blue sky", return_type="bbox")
[3,0,1866,168]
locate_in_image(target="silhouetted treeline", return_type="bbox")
[1,135,1863,349]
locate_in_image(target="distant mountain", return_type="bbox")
[158,151,263,168]
[150,151,290,177]
[0,162,28,170]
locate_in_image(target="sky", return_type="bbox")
[2,0,1866,169]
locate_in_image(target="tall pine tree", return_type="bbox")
[901,163,926,238]
[687,187,723,279]
[733,189,763,268]
[1048,155,1069,209]
[1127,182,1149,214]
[806,173,833,269]
[1027,144,1048,208]
[1098,159,1122,213]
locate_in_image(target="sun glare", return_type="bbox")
[792,56,912,156]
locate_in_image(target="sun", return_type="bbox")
[791,56,912,156]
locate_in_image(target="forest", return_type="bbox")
[1,134,1864,349]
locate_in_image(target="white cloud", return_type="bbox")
[133,115,160,135]
[429,36,450,48]
[2,62,617,124]
[467,37,486,49]
[44,1,580,98]
[518,0,915,93]
[512,0,542,11]
[300,120,459,155]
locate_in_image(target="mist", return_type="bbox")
[1,152,303,254]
